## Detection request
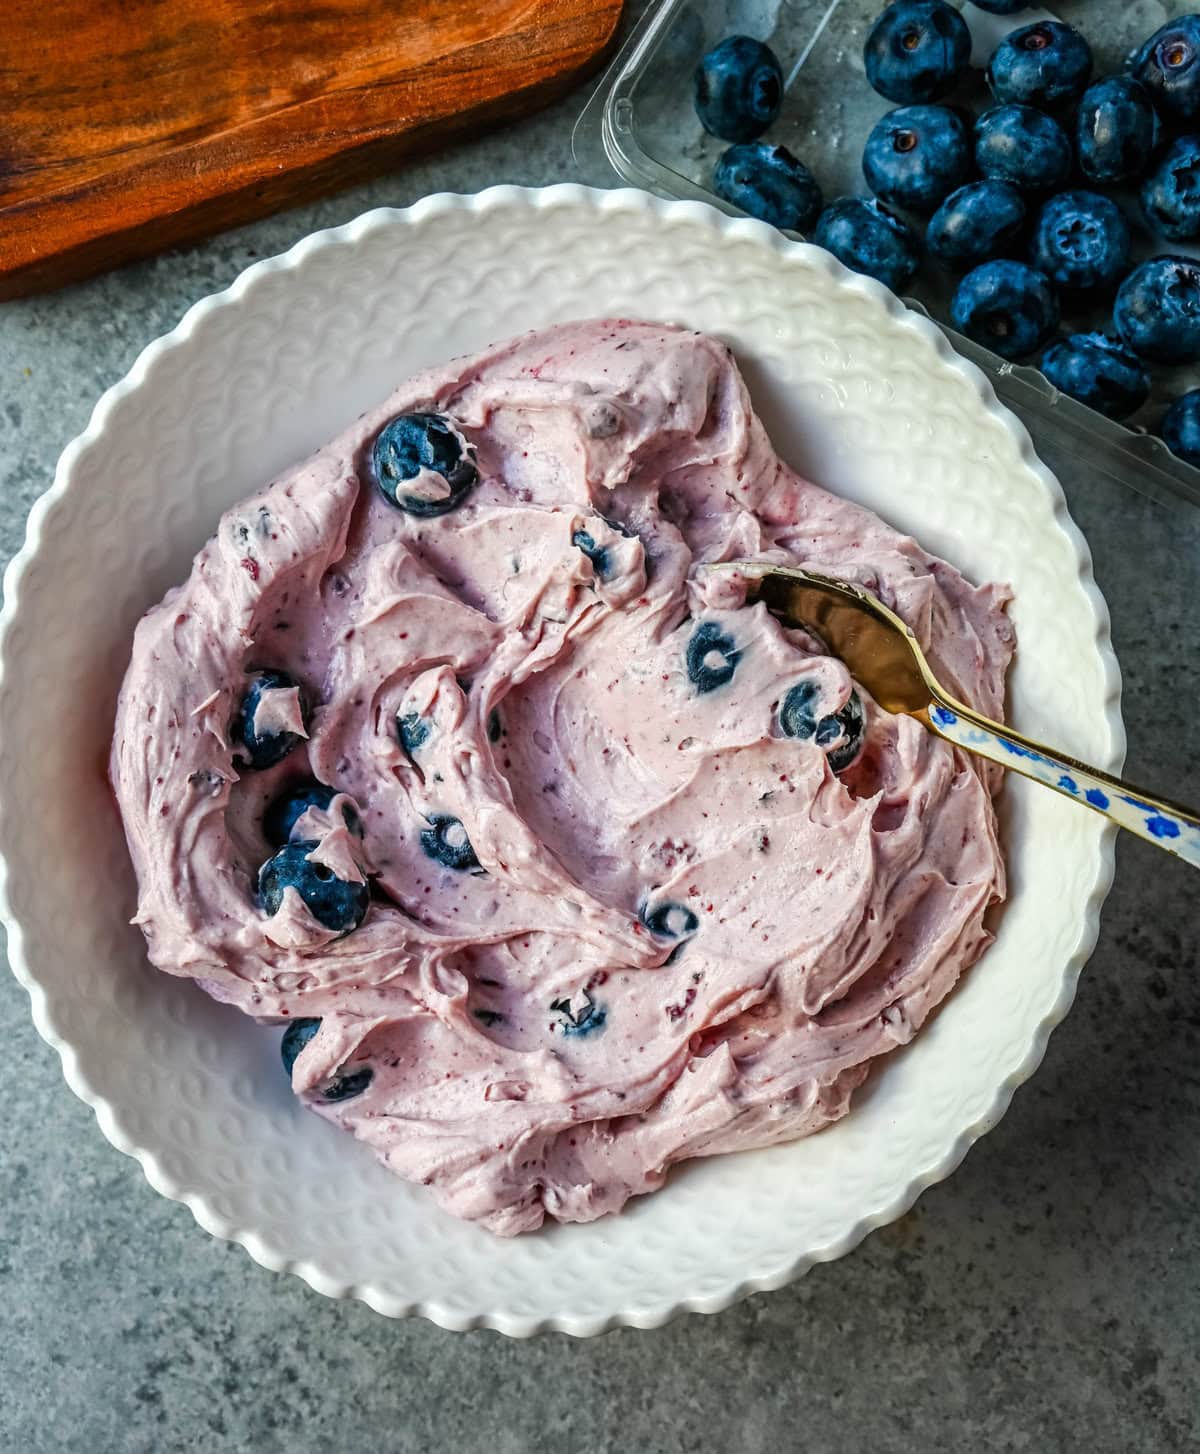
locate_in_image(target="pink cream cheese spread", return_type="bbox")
[111,320,1015,1235]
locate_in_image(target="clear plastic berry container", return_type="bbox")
[573,0,1200,513]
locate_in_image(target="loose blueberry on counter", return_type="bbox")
[397,711,431,755]
[1030,191,1130,293]
[419,814,481,871]
[372,412,477,516]
[693,35,783,142]
[231,669,308,771]
[1114,255,1200,363]
[780,681,865,772]
[258,841,369,933]
[281,1017,321,1077]
[1075,77,1159,185]
[974,105,1072,194]
[572,528,611,577]
[950,259,1059,360]
[862,105,971,213]
[1039,333,1151,421]
[926,181,1026,271]
[713,142,824,232]
[987,22,1092,110]
[813,197,921,292]
[1130,16,1200,125]
[641,900,700,938]
[686,620,741,693]
[863,0,970,105]
[1141,135,1200,242]
[1161,388,1200,465]
[264,780,362,847]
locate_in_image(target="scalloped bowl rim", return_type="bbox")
[0,184,1124,1337]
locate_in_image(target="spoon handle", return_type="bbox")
[922,696,1200,869]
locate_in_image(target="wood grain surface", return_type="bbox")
[0,0,623,298]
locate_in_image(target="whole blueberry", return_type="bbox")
[372,412,477,516]
[951,259,1059,359]
[231,668,308,771]
[779,681,866,772]
[572,528,611,577]
[264,780,361,847]
[813,197,921,292]
[1142,135,1200,242]
[975,105,1072,194]
[863,0,970,105]
[686,620,741,693]
[987,22,1092,109]
[927,180,1026,270]
[693,35,783,142]
[1031,191,1130,292]
[641,900,700,938]
[1162,388,1200,465]
[420,813,480,871]
[1114,254,1200,363]
[713,142,824,231]
[863,105,971,213]
[258,840,369,934]
[1075,76,1159,185]
[1039,333,1151,420]
[1129,16,1200,124]
[280,1019,372,1100]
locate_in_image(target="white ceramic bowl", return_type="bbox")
[0,186,1123,1337]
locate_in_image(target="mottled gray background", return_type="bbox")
[2,6,1198,1450]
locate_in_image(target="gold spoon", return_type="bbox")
[710,561,1200,868]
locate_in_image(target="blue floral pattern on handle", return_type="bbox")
[928,703,1200,868]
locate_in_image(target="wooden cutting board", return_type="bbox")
[0,0,623,299]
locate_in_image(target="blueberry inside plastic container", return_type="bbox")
[573,0,1200,513]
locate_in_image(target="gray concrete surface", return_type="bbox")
[2,14,1198,1452]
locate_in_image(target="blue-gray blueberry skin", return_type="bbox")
[1162,387,1200,465]
[813,197,921,293]
[257,841,370,934]
[280,1019,373,1100]
[685,620,741,694]
[862,104,971,213]
[1039,333,1151,421]
[1114,255,1200,364]
[779,681,866,773]
[1141,135,1200,242]
[263,780,361,847]
[1075,76,1159,185]
[927,181,1026,272]
[693,35,783,142]
[419,813,481,872]
[863,0,970,105]
[1030,191,1131,293]
[372,412,477,517]
[1129,15,1200,124]
[987,21,1092,110]
[974,105,1073,194]
[230,669,309,771]
[713,143,823,232]
[950,259,1060,361]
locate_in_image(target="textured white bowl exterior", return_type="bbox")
[0,186,1123,1337]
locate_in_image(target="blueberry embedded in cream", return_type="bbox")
[572,528,610,577]
[780,679,866,772]
[372,411,477,516]
[111,319,1014,1237]
[257,840,369,933]
[231,669,308,769]
[263,780,361,846]
[419,814,480,872]
[280,1017,372,1100]
[686,620,741,693]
